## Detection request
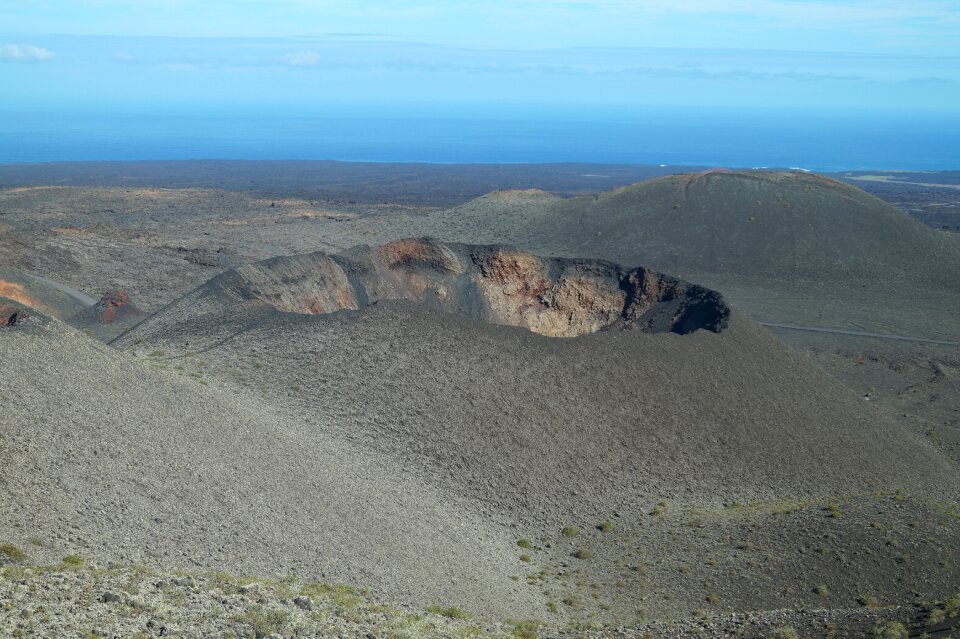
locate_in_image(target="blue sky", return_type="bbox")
[2,1,959,113]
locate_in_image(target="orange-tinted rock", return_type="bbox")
[66,289,145,340]
[0,280,39,309]
[204,239,731,338]
[473,249,625,337]
[93,289,140,323]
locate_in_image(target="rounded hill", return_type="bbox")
[324,170,960,290]
[507,171,960,287]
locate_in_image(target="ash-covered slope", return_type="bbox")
[537,170,960,286]
[0,267,93,319]
[0,312,544,618]
[110,241,960,619]
[13,237,955,621]
[117,240,954,515]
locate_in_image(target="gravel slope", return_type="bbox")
[106,242,960,621]
[0,314,544,619]
[2,561,956,638]
[117,296,955,515]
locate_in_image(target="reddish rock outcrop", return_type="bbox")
[205,239,731,337]
[93,289,141,324]
[67,289,145,339]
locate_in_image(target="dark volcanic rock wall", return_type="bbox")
[209,238,730,337]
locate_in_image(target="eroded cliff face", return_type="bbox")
[473,249,627,338]
[230,254,360,315]
[211,239,730,337]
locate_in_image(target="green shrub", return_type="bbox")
[815,584,829,597]
[561,526,578,537]
[519,554,531,563]
[233,605,289,637]
[0,544,26,563]
[516,539,532,549]
[770,628,798,639]
[874,621,908,639]
[598,520,614,533]
[572,549,593,560]
[426,605,471,620]
[61,555,84,568]
[944,593,960,615]
[511,620,540,639]
[928,607,946,625]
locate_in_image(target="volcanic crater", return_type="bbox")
[212,238,730,337]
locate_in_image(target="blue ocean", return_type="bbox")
[1,105,958,171]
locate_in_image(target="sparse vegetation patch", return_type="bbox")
[0,544,26,563]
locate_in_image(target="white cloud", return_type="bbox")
[281,51,321,67]
[0,43,56,62]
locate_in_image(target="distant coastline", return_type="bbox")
[2,107,958,171]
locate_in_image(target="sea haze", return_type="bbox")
[2,105,958,171]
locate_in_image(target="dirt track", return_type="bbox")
[761,322,960,346]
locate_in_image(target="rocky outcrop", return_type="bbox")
[90,289,143,324]
[206,239,730,337]
[65,289,146,341]
[0,308,28,327]
[69,289,143,327]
